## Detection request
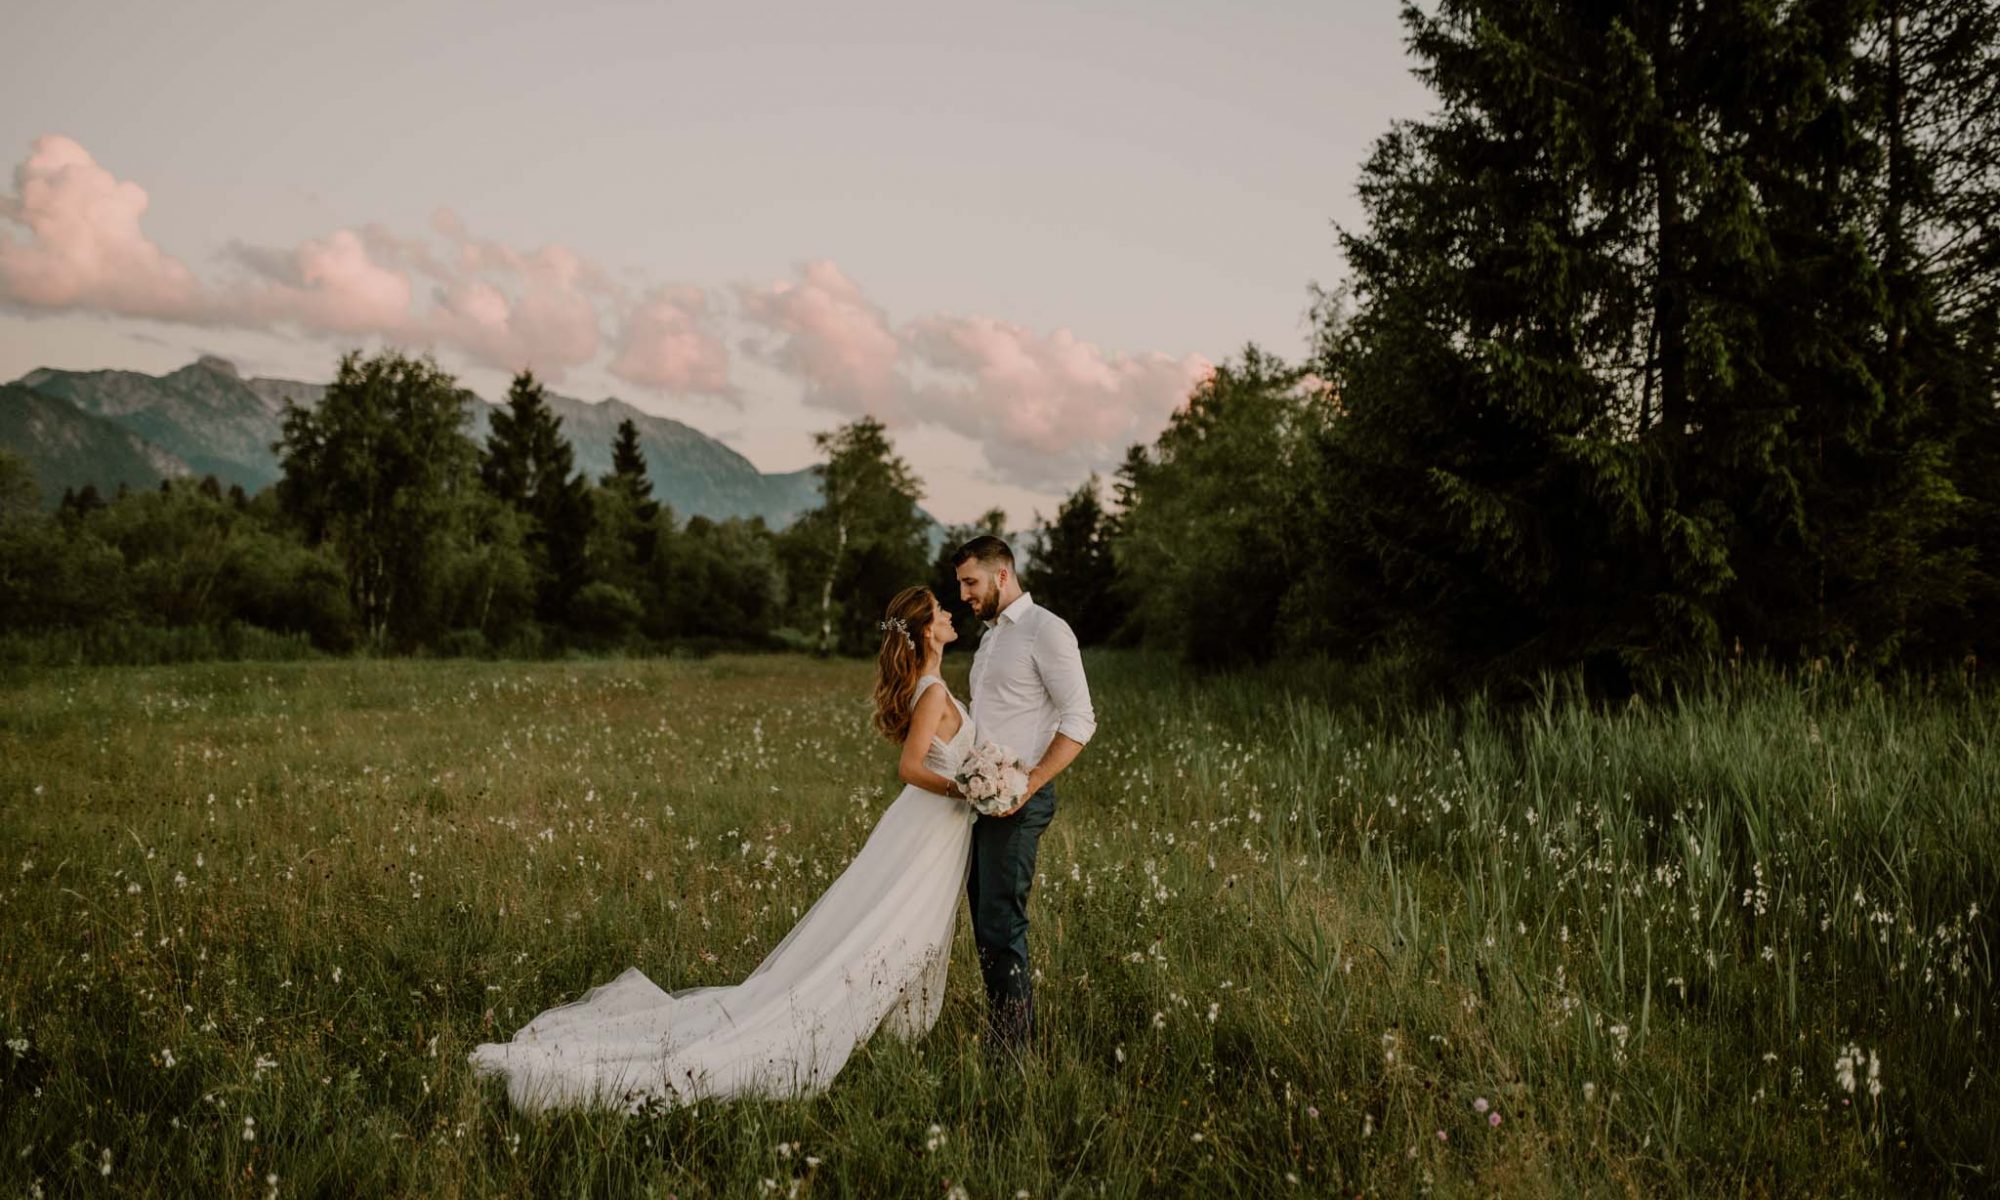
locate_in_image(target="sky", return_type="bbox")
[0,0,1433,525]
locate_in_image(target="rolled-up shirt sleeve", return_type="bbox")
[1034,616,1096,746]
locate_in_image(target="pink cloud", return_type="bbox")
[736,260,912,416]
[0,137,1212,490]
[608,285,735,398]
[224,223,605,377]
[0,135,201,318]
[0,137,623,381]
[905,316,1213,488]
[451,242,602,373]
[740,262,1212,489]
[261,228,417,335]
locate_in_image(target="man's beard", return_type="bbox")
[974,586,999,621]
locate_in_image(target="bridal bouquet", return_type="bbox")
[953,741,1031,817]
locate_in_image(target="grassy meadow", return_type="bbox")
[0,651,1995,1197]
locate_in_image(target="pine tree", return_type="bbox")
[480,370,594,625]
[1825,0,2000,659]
[581,418,666,615]
[1026,477,1118,646]
[607,419,653,496]
[1311,0,1924,688]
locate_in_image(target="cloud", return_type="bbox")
[739,261,1212,489]
[220,220,607,378]
[224,228,417,336]
[429,241,604,374]
[609,285,735,399]
[0,137,1212,489]
[0,137,668,386]
[736,260,912,416]
[0,135,201,318]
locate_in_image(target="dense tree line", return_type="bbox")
[1021,0,1999,692]
[6,2,1993,686]
[0,350,931,662]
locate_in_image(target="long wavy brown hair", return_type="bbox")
[872,585,937,743]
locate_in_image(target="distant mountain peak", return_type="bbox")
[191,355,241,379]
[5,356,837,529]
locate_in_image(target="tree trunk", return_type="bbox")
[477,558,495,635]
[1884,0,1909,374]
[817,515,847,657]
[1653,1,1688,446]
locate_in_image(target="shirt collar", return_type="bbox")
[984,591,1035,630]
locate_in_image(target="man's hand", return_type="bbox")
[994,770,1043,818]
[995,735,1083,819]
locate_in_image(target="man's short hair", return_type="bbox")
[951,534,1014,572]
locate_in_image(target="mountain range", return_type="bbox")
[0,355,829,526]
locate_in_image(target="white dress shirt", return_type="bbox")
[968,592,1096,768]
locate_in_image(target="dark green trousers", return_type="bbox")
[966,780,1057,1050]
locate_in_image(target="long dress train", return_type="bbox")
[467,674,975,1113]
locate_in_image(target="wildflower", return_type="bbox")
[925,1124,946,1152]
[1436,1129,1448,1142]
[1835,1043,1861,1093]
[1472,1097,1489,1114]
[160,1047,176,1068]
[1582,1081,1596,1102]
[1488,1112,1502,1128]
[242,1116,257,1142]
[99,1148,111,1177]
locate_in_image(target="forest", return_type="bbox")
[3,0,1996,697]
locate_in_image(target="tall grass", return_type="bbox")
[0,652,1992,1196]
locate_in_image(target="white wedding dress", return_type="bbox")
[468,674,975,1113]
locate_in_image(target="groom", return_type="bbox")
[953,535,1095,1057]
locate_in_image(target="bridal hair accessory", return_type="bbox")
[878,617,916,651]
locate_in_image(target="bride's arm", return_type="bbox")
[898,687,963,799]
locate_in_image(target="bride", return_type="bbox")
[467,585,979,1113]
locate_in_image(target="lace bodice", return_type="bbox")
[912,674,974,776]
